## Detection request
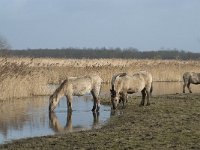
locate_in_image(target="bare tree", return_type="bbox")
[0,35,11,56]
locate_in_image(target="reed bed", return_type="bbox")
[1,57,200,100]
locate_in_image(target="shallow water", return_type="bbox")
[0,81,199,144]
[0,96,110,144]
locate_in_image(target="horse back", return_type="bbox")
[89,74,103,85]
[134,71,153,90]
[183,72,200,84]
[64,76,92,96]
[114,74,145,93]
[190,72,200,84]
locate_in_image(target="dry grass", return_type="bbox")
[1,57,200,100]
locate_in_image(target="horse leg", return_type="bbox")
[140,89,146,106]
[125,94,128,103]
[121,93,127,108]
[187,82,192,93]
[146,90,150,106]
[91,90,100,112]
[183,82,186,93]
[183,77,188,93]
[66,95,72,112]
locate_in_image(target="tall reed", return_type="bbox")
[1,57,200,100]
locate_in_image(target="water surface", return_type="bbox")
[0,96,110,144]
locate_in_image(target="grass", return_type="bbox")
[0,93,199,149]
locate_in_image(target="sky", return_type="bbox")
[0,0,200,52]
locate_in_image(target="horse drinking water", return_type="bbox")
[110,71,153,109]
[49,75,102,112]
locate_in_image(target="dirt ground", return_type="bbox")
[0,93,200,150]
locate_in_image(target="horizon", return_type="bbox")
[10,47,198,53]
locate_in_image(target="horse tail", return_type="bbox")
[150,82,153,96]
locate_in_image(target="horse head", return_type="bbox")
[49,79,68,112]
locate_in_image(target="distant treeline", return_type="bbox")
[3,48,200,60]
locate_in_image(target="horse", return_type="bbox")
[183,72,200,93]
[110,71,153,109]
[49,74,102,112]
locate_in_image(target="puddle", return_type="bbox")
[0,96,110,144]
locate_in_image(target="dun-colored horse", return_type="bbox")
[110,71,153,109]
[49,75,102,112]
[183,72,200,93]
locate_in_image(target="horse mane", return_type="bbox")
[111,73,127,94]
[53,79,68,97]
[119,73,127,77]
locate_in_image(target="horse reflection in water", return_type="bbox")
[49,111,100,133]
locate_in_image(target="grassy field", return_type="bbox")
[1,57,200,100]
[0,93,199,150]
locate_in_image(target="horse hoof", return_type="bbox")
[146,103,150,106]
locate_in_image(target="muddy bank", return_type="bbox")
[1,94,200,150]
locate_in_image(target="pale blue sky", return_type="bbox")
[0,0,200,52]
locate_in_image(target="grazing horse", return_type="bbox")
[110,71,153,109]
[110,73,127,103]
[49,75,102,112]
[183,72,200,93]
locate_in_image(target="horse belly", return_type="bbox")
[126,82,145,94]
[126,88,139,94]
[190,77,200,84]
[73,85,91,96]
